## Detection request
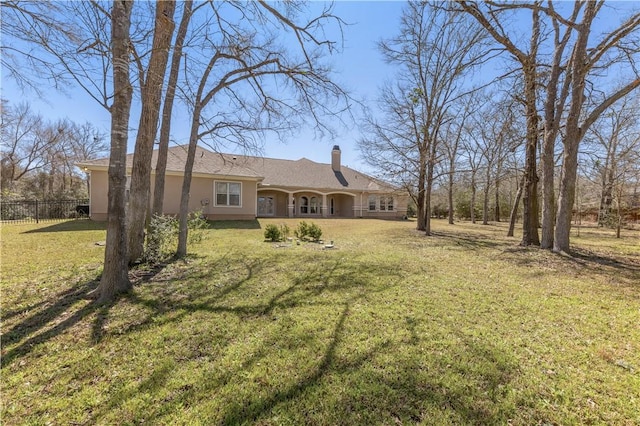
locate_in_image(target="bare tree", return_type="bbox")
[152,0,196,217]
[1,102,47,190]
[581,94,640,228]
[538,1,580,249]
[359,1,489,235]
[553,2,640,253]
[127,1,177,264]
[92,0,134,303]
[440,94,477,225]
[457,0,542,246]
[174,1,352,257]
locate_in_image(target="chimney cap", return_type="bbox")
[332,145,340,151]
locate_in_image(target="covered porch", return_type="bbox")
[256,189,355,218]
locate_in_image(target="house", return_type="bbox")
[78,145,408,221]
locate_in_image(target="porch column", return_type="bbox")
[321,194,327,217]
[288,193,294,218]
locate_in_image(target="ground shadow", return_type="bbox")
[209,219,261,230]
[1,277,102,367]
[22,219,106,233]
[1,258,178,366]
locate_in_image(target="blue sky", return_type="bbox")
[2,1,405,173]
[3,1,637,173]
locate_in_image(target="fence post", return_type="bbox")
[35,200,39,224]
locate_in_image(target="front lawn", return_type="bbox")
[2,219,639,425]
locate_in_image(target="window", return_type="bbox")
[300,196,309,214]
[310,196,318,214]
[368,195,376,211]
[380,196,394,211]
[215,181,241,206]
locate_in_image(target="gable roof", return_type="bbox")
[79,145,395,192]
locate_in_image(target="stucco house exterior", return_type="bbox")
[78,145,408,221]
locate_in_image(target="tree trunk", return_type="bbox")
[482,166,490,225]
[470,174,476,224]
[152,0,192,217]
[520,63,540,246]
[95,0,134,303]
[448,165,455,224]
[176,105,202,257]
[416,151,427,232]
[507,174,525,237]
[540,3,576,250]
[494,158,501,222]
[128,1,176,263]
[553,2,597,254]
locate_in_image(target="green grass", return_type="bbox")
[2,218,639,425]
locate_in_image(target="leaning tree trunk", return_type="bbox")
[507,174,525,237]
[176,104,202,258]
[127,1,176,264]
[95,0,134,303]
[152,0,192,217]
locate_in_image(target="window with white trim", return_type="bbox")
[380,196,394,211]
[215,181,241,206]
[368,195,376,211]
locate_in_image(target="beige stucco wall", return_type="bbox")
[88,170,109,221]
[87,169,408,222]
[88,170,258,221]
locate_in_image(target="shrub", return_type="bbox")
[264,224,291,242]
[187,210,209,244]
[143,211,208,263]
[279,224,290,240]
[264,224,282,242]
[144,214,179,264]
[294,221,322,242]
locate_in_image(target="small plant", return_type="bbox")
[144,214,179,264]
[279,223,290,240]
[143,210,208,263]
[264,224,282,242]
[187,210,209,244]
[294,221,323,242]
[264,223,290,242]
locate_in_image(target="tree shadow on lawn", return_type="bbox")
[84,252,518,425]
[1,260,177,367]
[430,230,510,250]
[21,219,106,233]
[501,245,640,292]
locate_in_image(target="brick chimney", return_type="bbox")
[331,145,341,172]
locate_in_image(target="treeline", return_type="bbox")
[358,1,640,248]
[1,101,108,200]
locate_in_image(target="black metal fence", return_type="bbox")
[0,199,90,223]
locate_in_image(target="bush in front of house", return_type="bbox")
[264,224,291,242]
[294,221,322,242]
[264,224,282,242]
